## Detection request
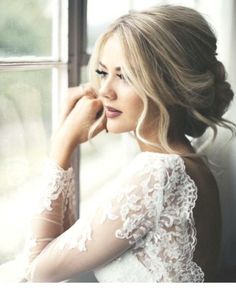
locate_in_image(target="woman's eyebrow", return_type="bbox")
[99,61,121,71]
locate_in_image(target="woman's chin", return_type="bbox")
[106,126,134,134]
[107,128,123,134]
[106,120,136,134]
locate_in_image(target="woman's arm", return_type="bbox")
[24,153,161,282]
[23,84,106,279]
[24,155,75,267]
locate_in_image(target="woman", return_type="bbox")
[22,5,235,282]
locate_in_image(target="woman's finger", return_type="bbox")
[59,84,97,125]
[67,84,97,105]
[63,84,97,114]
[52,84,97,139]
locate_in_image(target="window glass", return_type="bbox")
[0,0,55,58]
[0,1,68,280]
[0,69,52,264]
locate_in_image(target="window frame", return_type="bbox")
[0,0,63,279]
[0,0,89,219]
[68,0,89,218]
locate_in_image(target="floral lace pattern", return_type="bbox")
[132,153,204,282]
[94,153,204,282]
[48,157,161,253]
[98,180,159,246]
[23,159,76,270]
[36,160,75,214]
[24,152,205,282]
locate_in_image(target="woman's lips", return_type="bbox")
[105,106,122,112]
[105,106,122,118]
[105,109,122,118]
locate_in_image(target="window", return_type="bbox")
[0,0,68,273]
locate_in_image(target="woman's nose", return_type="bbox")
[98,81,117,100]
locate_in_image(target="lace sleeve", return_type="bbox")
[23,159,76,277]
[24,154,164,282]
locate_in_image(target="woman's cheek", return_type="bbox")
[131,96,144,115]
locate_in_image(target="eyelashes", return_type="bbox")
[95,69,125,81]
[117,73,124,80]
[95,69,107,78]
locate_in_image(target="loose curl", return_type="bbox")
[87,5,236,156]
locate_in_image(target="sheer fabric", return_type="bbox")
[22,152,204,282]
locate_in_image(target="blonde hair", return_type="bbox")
[87,5,235,156]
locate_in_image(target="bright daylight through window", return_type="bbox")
[0,0,68,278]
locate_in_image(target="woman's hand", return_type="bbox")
[50,84,106,168]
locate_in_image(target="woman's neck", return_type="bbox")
[135,133,194,155]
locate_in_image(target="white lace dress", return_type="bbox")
[22,152,204,282]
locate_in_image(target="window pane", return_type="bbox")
[0,69,52,264]
[0,0,55,58]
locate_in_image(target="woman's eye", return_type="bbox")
[117,74,125,80]
[95,69,127,83]
[95,69,107,79]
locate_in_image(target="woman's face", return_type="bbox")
[97,35,144,134]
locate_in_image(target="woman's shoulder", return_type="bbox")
[131,151,183,166]
[121,151,187,188]
[129,151,186,175]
